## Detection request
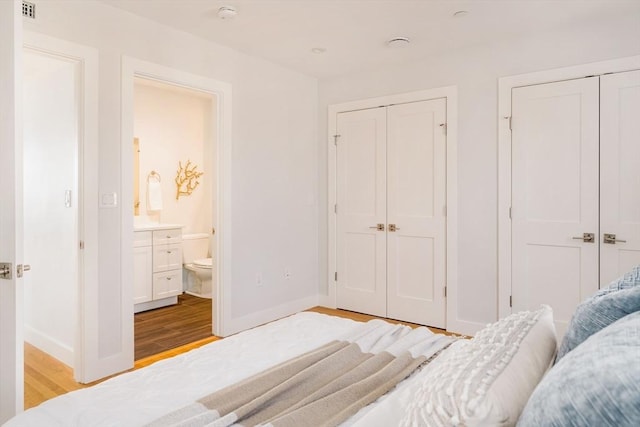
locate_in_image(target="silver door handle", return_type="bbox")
[603,233,626,244]
[572,233,594,243]
[0,263,11,279]
[17,264,30,278]
[369,224,385,231]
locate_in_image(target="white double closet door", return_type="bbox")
[511,70,640,337]
[336,98,447,328]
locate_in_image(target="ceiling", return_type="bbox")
[99,0,640,80]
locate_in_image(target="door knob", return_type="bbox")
[0,263,11,279]
[603,233,626,244]
[572,233,594,243]
[369,224,385,231]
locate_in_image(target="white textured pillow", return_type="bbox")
[400,305,556,427]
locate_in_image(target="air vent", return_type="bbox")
[22,1,36,19]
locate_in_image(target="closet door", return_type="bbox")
[386,99,447,327]
[336,108,387,317]
[600,70,640,284]
[511,77,600,337]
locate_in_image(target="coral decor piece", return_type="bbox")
[175,160,204,200]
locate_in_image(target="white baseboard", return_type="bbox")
[24,324,74,366]
[223,295,319,337]
[446,318,486,337]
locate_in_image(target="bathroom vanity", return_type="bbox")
[133,224,183,313]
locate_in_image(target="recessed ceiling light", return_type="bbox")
[453,10,469,18]
[311,47,327,54]
[386,37,411,48]
[217,6,237,20]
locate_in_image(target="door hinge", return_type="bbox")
[439,123,447,135]
[333,134,340,146]
[509,206,512,220]
[509,295,513,308]
[334,271,338,281]
[334,204,337,214]
[79,240,85,250]
[443,286,447,298]
[443,205,447,217]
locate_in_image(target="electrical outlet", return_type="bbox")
[256,273,263,286]
[284,268,291,279]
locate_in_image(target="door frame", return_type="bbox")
[325,86,459,332]
[497,55,640,320]
[121,57,232,350]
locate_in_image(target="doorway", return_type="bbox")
[121,57,232,365]
[22,48,80,368]
[132,77,216,359]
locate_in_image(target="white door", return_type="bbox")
[386,99,447,327]
[600,70,640,284]
[0,1,23,422]
[511,77,600,338]
[336,99,448,326]
[336,107,387,317]
[23,49,79,368]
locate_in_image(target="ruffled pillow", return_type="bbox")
[400,305,556,427]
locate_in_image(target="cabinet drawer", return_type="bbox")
[153,243,183,272]
[133,231,153,248]
[153,228,182,245]
[152,270,182,299]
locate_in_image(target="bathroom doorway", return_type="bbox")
[131,76,217,359]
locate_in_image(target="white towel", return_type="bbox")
[147,181,163,211]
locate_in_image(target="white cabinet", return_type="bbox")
[133,226,183,313]
[133,231,153,304]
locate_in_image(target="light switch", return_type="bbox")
[100,192,118,208]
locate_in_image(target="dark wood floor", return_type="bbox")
[134,293,213,360]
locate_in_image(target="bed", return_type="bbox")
[6,266,640,427]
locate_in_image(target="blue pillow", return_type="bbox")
[556,265,640,361]
[517,311,640,427]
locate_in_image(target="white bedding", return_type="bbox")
[6,312,438,427]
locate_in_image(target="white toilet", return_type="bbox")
[182,233,213,299]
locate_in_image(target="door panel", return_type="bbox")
[0,1,22,421]
[386,99,447,327]
[511,78,600,338]
[336,108,387,317]
[600,70,640,285]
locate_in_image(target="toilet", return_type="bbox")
[182,233,213,299]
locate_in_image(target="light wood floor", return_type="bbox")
[24,306,447,409]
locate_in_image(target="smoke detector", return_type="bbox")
[386,37,411,48]
[217,6,237,20]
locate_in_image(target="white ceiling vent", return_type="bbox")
[22,1,36,19]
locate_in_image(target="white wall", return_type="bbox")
[134,80,213,236]
[318,13,640,332]
[25,0,319,379]
[23,52,77,365]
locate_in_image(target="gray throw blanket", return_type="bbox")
[147,319,454,427]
